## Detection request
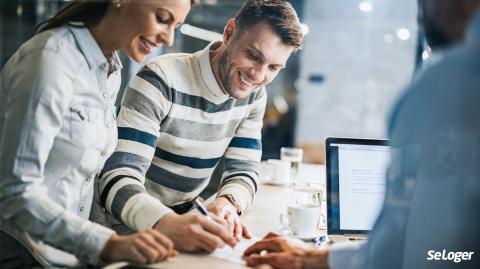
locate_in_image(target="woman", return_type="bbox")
[0,0,192,267]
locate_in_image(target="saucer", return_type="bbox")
[260,175,290,186]
[292,233,324,242]
[262,179,290,186]
[277,227,324,242]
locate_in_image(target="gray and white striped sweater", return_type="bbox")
[99,42,266,231]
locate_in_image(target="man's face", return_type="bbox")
[217,21,295,100]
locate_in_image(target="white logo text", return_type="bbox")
[427,250,474,263]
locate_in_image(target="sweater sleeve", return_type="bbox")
[217,88,267,213]
[99,63,174,231]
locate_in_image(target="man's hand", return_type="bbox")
[101,230,177,264]
[208,196,252,242]
[154,212,237,253]
[243,232,330,269]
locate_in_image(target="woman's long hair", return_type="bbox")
[33,0,110,35]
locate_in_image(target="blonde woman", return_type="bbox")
[0,0,192,267]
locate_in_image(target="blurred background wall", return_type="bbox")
[0,0,424,164]
[296,0,418,163]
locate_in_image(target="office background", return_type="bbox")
[0,0,424,162]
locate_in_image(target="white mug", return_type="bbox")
[262,159,291,185]
[280,204,321,237]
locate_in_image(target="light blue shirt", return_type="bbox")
[329,9,480,269]
[0,25,121,266]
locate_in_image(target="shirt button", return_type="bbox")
[106,123,112,128]
[103,93,108,98]
[101,151,107,157]
[80,207,84,212]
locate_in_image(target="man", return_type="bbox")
[244,0,480,268]
[98,0,303,253]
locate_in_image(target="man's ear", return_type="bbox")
[223,18,237,45]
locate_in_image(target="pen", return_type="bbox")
[193,197,212,220]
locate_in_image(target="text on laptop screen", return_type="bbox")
[329,143,390,232]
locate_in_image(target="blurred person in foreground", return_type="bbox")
[243,0,480,268]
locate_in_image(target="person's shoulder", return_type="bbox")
[414,46,478,92]
[148,52,193,71]
[394,45,480,124]
[14,26,84,72]
[146,52,197,86]
[20,26,74,53]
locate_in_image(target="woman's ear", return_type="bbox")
[223,18,237,45]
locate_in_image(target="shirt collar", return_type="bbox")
[466,8,480,50]
[198,41,229,98]
[108,51,123,75]
[69,25,122,72]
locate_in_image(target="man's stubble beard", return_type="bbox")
[217,46,234,97]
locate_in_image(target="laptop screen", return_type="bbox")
[326,138,390,235]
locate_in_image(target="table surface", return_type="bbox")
[105,163,326,269]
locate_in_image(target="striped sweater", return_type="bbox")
[99,42,266,231]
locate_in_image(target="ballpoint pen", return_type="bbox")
[193,197,212,220]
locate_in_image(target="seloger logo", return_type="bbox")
[427,250,474,263]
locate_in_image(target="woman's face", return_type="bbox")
[116,0,191,62]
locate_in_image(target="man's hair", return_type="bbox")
[234,0,304,49]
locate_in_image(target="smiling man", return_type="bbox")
[97,0,303,253]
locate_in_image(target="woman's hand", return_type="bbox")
[101,229,178,264]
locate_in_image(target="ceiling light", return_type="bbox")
[397,28,411,41]
[359,2,373,13]
[180,24,222,42]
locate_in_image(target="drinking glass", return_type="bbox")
[280,147,303,181]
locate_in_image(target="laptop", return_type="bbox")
[325,137,390,243]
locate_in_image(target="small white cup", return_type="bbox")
[262,159,291,185]
[280,204,321,237]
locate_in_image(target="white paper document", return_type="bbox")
[209,237,260,264]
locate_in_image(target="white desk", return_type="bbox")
[106,163,326,269]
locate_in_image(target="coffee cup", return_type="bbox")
[280,204,322,238]
[261,159,291,185]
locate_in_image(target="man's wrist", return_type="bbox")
[217,194,243,215]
